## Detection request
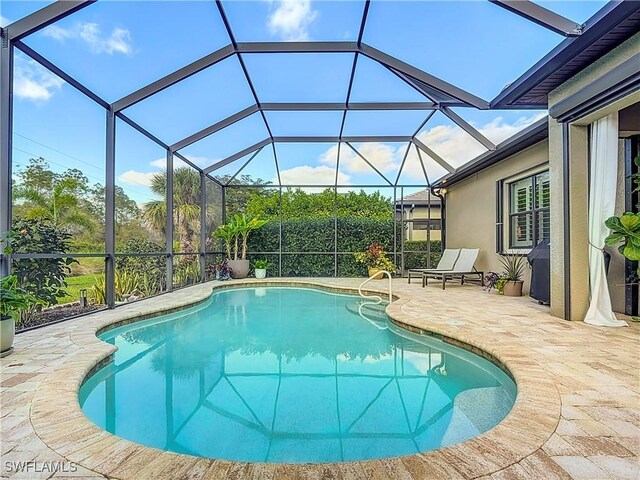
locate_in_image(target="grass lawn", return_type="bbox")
[61,274,98,304]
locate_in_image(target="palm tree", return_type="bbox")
[14,175,96,232]
[143,167,204,253]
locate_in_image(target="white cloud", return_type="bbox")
[414,112,546,169]
[277,165,349,192]
[314,113,546,184]
[43,22,133,55]
[43,24,75,41]
[118,170,158,187]
[149,154,216,170]
[267,0,318,41]
[13,56,64,102]
[320,142,400,177]
[119,155,217,188]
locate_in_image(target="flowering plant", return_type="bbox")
[215,261,231,281]
[354,242,396,272]
[484,271,509,294]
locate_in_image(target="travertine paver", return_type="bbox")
[0,278,638,479]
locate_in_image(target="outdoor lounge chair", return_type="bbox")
[422,248,484,289]
[407,248,460,284]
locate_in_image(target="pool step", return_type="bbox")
[345,301,389,324]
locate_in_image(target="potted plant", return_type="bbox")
[213,214,267,279]
[253,260,269,279]
[605,211,640,278]
[484,272,510,295]
[355,242,396,279]
[0,275,40,356]
[498,253,527,296]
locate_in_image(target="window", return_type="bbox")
[508,171,550,249]
[411,220,441,231]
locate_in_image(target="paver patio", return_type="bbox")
[1,278,638,479]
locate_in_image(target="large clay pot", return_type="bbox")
[0,315,15,357]
[227,259,250,279]
[368,267,385,280]
[503,280,524,297]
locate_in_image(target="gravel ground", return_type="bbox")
[17,303,102,331]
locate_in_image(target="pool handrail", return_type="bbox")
[358,270,393,304]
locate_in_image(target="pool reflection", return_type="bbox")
[81,287,515,463]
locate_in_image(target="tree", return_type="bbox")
[13,158,96,233]
[216,174,271,217]
[143,167,202,253]
[9,218,76,319]
[246,188,393,221]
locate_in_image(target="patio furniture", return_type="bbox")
[407,248,460,284]
[422,248,484,289]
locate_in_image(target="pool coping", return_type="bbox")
[29,279,561,479]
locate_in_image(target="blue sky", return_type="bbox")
[2,0,607,202]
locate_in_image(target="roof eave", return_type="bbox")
[490,1,640,109]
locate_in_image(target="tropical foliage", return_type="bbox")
[246,188,393,221]
[0,275,42,320]
[143,167,203,253]
[10,219,77,313]
[13,158,150,250]
[213,214,268,260]
[605,211,640,277]
[355,242,397,272]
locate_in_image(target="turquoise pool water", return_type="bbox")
[80,287,516,463]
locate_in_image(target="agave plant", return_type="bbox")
[498,253,527,282]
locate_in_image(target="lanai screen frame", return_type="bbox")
[0,0,584,311]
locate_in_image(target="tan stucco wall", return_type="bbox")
[400,206,442,241]
[547,32,640,320]
[445,140,549,294]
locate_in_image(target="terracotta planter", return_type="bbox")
[255,268,267,279]
[368,267,385,280]
[227,259,250,279]
[503,280,524,297]
[0,315,15,357]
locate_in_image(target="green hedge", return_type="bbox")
[404,240,442,270]
[246,218,441,277]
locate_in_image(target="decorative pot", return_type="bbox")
[227,259,250,279]
[503,280,524,297]
[0,315,15,357]
[368,267,385,280]
[255,268,267,279]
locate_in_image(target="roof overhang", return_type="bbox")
[491,1,640,109]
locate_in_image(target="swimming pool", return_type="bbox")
[80,286,516,463]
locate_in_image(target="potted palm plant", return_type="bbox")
[355,243,396,279]
[213,214,267,279]
[499,253,527,296]
[0,275,40,356]
[253,260,269,279]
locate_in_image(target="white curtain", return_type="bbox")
[584,113,628,327]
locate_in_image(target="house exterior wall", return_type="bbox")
[400,205,442,241]
[547,31,640,320]
[445,140,549,294]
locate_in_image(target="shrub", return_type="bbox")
[246,218,440,277]
[10,218,76,310]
